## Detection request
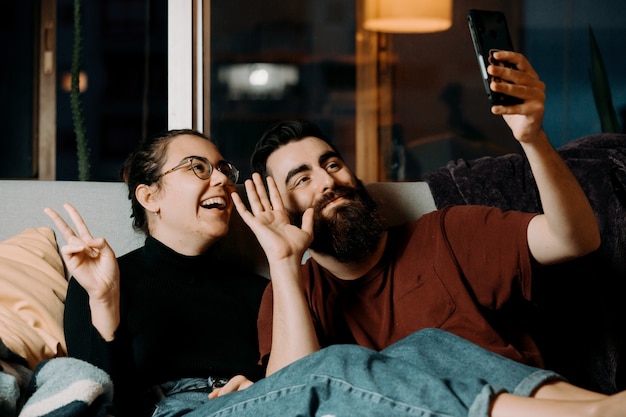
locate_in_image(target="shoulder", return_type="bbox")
[394,206,491,233]
[117,245,145,266]
[395,206,534,245]
[421,205,533,227]
[226,266,269,297]
[404,205,492,226]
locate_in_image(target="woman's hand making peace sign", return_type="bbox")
[44,203,120,340]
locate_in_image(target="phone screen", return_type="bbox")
[467,9,523,106]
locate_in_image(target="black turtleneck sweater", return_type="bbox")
[64,236,268,416]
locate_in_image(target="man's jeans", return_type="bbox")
[153,328,562,417]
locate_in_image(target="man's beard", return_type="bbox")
[289,181,385,263]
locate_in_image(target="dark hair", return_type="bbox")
[250,120,339,178]
[121,129,212,234]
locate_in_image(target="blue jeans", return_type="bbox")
[153,329,562,417]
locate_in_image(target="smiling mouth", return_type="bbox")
[320,196,348,214]
[201,196,228,210]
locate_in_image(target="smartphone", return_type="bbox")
[467,9,523,106]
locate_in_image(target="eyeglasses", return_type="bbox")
[156,156,239,184]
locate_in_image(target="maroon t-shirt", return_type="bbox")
[258,205,541,368]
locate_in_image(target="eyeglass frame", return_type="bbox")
[155,155,239,184]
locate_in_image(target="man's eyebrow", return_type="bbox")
[284,163,310,186]
[319,151,342,165]
[283,151,342,186]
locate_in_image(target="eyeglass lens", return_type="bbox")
[215,161,239,183]
[190,158,211,179]
[190,158,238,184]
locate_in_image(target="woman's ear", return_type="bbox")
[136,183,160,214]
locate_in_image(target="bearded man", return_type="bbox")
[236,52,600,379]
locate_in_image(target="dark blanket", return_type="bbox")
[423,133,626,394]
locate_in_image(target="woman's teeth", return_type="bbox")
[201,197,226,209]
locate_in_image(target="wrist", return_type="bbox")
[519,130,551,152]
[89,289,120,341]
[89,284,120,308]
[268,254,303,274]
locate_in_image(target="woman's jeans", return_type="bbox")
[152,328,562,417]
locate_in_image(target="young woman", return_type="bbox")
[47,129,626,417]
[45,130,268,416]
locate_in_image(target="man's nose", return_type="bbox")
[318,169,336,192]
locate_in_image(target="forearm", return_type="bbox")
[522,133,600,263]
[88,289,120,341]
[489,51,600,262]
[266,260,320,376]
[65,279,117,372]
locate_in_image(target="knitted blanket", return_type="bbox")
[423,133,626,394]
[1,339,32,416]
[0,341,113,417]
[19,357,114,417]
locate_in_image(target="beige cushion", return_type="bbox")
[0,227,67,369]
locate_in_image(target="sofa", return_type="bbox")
[0,133,624,412]
[0,178,438,414]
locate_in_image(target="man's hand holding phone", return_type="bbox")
[488,50,546,143]
[467,10,548,144]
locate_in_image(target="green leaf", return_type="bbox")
[71,0,90,180]
[589,26,620,133]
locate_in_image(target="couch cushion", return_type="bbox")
[0,227,67,369]
[422,133,626,394]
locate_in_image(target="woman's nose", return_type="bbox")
[210,167,229,186]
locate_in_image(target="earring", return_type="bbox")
[153,211,159,217]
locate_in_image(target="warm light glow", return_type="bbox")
[61,71,88,93]
[364,0,452,34]
[218,63,299,99]
[249,68,270,86]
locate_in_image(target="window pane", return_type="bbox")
[209,0,357,179]
[0,1,36,178]
[56,0,168,180]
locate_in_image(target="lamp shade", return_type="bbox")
[364,0,452,34]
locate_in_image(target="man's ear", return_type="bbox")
[136,183,160,213]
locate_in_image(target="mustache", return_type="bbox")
[313,186,358,213]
